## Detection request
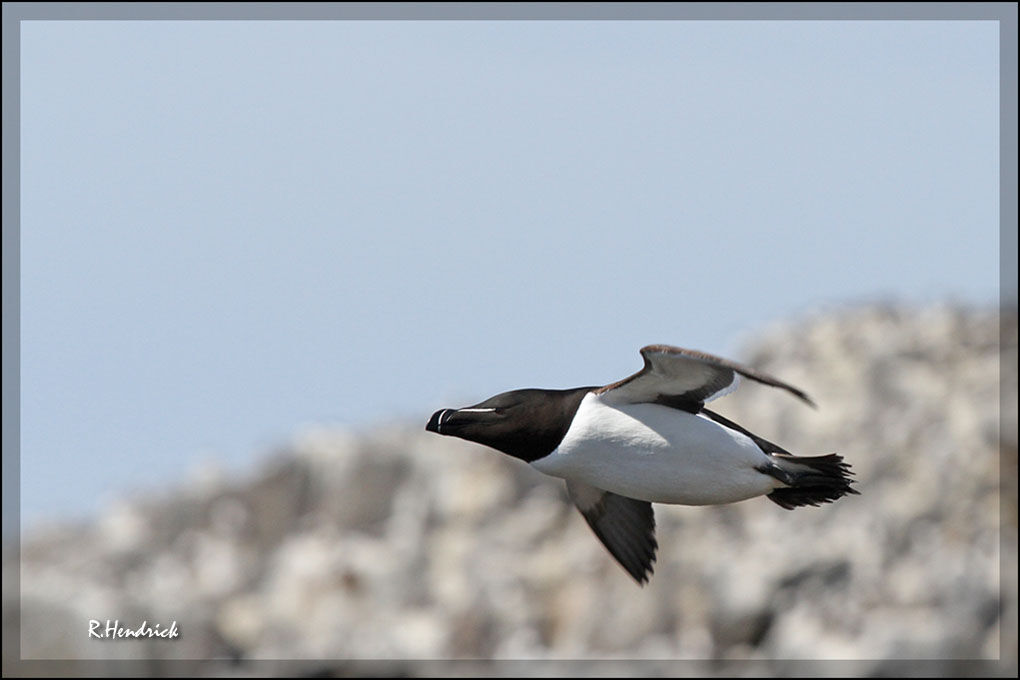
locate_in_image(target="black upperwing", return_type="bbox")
[566,479,657,585]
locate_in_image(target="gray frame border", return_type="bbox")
[3,2,1016,677]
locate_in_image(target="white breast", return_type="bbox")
[531,392,780,505]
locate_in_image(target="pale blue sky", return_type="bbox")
[20,20,1000,525]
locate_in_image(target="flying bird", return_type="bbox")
[426,344,857,584]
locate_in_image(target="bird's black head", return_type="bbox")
[426,387,594,463]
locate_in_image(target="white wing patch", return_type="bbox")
[710,371,741,401]
[598,344,813,409]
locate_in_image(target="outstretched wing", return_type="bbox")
[597,344,814,413]
[566,480,657,585]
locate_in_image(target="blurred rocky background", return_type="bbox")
[5,303,1017,676]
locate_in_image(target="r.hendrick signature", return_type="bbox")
[88,619,179,640]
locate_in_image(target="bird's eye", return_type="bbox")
[482,405,510,416]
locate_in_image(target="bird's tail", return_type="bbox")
[763,453,859,510]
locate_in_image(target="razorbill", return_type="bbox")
[426,344,857,584]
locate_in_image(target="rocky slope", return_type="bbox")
[7,303,1017,676]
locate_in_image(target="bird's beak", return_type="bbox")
[425,407,500,435]
[425,409,454,434]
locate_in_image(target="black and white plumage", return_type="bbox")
[425,345,857,584]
